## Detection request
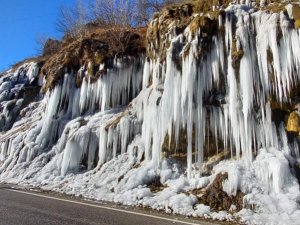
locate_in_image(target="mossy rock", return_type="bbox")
[286,111,300,133]
[197,173,245,212]
[290,3,300,28]
[295,19,300,28]
[94,53,105,65]
[190,0,231,13]
[231,38,244,77]
[190,16,210,35]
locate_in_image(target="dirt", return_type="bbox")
[195,173,245,212]
[146,175,166,193]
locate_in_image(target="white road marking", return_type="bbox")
[6,189,203,225]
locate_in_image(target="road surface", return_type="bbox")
[0,187,219,225]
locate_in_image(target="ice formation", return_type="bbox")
[0,62,42,132]
[1,2,300,225]
[140,4,300,180]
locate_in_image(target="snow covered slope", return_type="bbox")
[1,1,300,225]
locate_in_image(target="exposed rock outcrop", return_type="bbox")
[193,173,244,212]
[286,111,300,133]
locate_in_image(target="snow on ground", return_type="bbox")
[2,135,300,225]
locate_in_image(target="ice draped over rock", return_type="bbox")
[1,3,300,224]
[140,5,300,178]
[0,62,41,132]
[0,58,143,175]
[1,3,300,179]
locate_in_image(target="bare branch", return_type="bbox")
[56,0,88,38]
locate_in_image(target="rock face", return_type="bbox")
[0,62,41,132]
[143,0,300,179]
[286,111,300,133]
[195,173,244,212]
[1,1,300,224]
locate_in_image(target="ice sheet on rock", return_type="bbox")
[0,56,144,175]
[0,62,41,132]
[138,4,300,180]
[213,148,300,225]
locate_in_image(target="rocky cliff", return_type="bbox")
[1,1,300,224]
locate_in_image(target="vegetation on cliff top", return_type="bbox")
[7,0,300,92]
[31,0,182,92]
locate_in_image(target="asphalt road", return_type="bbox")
[0,187,218,225]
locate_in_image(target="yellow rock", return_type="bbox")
[286,111,300,133]
[292,4,300,28]
[295,19,300,29]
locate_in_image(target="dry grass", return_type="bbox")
[40,26,146,93]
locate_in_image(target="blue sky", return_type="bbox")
[0,0,76,72]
